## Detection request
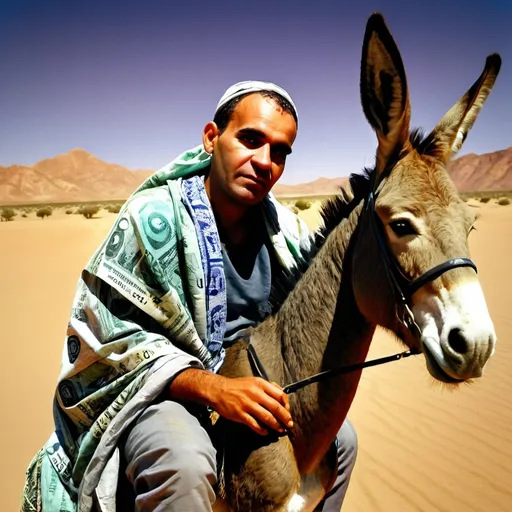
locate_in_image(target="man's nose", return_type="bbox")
[252,144,272,170]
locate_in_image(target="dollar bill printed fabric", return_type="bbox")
[21,144,312,512]
[182,175,227,370]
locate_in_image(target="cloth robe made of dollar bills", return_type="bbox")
[21,144,313,512]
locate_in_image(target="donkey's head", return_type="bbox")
[351,13,499,383]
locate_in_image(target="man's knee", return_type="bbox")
[169,443,217,491]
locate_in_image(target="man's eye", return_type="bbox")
[241,135,257,146]
[389,219,417,237]
[272,149,287,160]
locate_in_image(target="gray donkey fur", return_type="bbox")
[212,12,500,512]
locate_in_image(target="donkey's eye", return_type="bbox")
[389,219,417,237]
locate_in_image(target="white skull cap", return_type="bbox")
[215,80,298,122]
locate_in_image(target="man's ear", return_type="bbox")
[203,122,220,154]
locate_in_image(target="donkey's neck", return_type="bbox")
[254,201,375,473]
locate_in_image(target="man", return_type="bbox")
[22,81,357,512]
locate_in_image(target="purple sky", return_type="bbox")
[1,0,511,184]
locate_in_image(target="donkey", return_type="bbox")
[211,12,501,512]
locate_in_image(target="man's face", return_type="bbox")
[205,93,297,207]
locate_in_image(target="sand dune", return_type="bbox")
[2,200,512,511]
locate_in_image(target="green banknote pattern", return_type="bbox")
[21,145,312,512]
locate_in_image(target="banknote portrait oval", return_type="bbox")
[67,335,81,363]
[58,380,78,407]
[145,211,173,250]
[105,228,125,259]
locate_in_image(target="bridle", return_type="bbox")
[243,181,478,395]
[365,188,477,341]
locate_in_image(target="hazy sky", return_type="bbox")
[1,0,511,184]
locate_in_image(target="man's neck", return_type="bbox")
[204,174,252,247]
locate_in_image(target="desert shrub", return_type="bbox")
[295,199,312,210]
[0,207,16,221]
[78,205,100,219]
[106,204,122,214]
[479,196,491,204]
[22,213,27,218]
[36,207,53,219]
[66,209,74,215]
[497,197,510,206]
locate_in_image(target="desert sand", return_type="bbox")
[1,199,512,511]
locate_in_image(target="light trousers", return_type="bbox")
[118,400,358,511]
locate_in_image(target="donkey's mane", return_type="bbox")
[409,126,445,157]
[268,127,431,314]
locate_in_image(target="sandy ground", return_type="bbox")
[2,200,512,511]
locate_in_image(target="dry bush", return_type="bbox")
[479,196,491,204]
[0,207,16,221]
[66,209,74,215]
[22,213,27,218]
[295,199,312,210]
[106,204,122,214]
[36,207,53,219]
[78,205,100,219]
[497,197,510,206]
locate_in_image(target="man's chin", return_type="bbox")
[230,184,268,206]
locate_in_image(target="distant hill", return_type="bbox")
[447,147,512,192]
[273,177,348,197]
[0,149,153,205]
[1,146,511,205]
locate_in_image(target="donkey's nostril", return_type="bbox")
[448,328,469,355]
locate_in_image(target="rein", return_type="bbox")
[244,340,417,395]
[242,185,478,396]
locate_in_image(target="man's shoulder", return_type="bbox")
[122,182,180,218]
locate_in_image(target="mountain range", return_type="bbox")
[1,146,511,205]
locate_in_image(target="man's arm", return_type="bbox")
[169,368,293,436]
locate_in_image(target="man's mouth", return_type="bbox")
[242,175,266,187]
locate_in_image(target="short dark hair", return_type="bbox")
[213,91,298,133]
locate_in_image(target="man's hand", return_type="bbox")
[169,368,293,436]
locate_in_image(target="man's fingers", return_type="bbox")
[242,413,268,436]
[260,379,285,396]
[260,380,290,406]
[213,377,294,434]
[255,389,293,429]
[269,380,291,411]
[268,399,293,429]
[282,390,290,412]
[250,403,289,433]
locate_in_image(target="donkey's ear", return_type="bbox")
[361,13,411,179]
[425,54,501,163]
